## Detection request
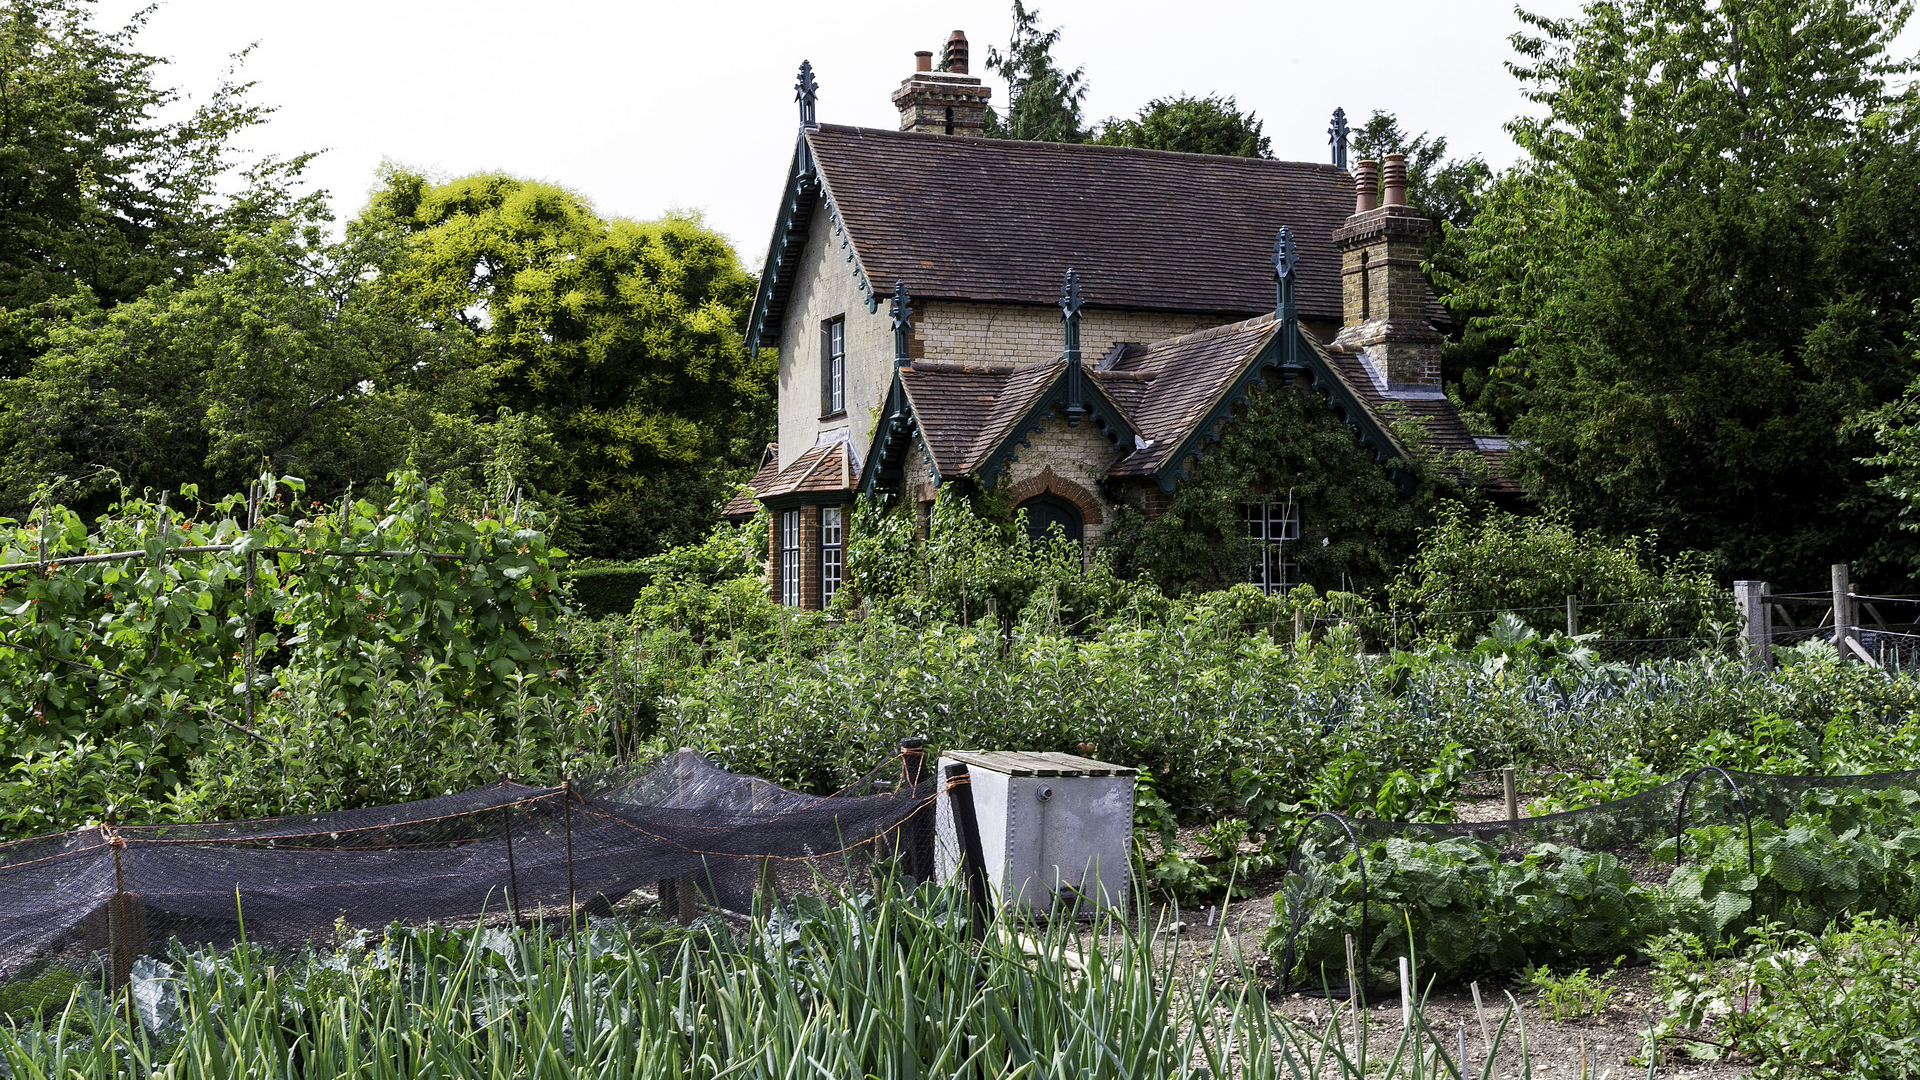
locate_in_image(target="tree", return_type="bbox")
[1093,94,1271,157]
[0,0,288,377]
[0,192,514,511]
[371,171,774,559]
[984,2,1089,142]
[1447,0,1920,582]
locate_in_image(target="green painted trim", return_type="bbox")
[1154,324,1412,494]
[858,372,943,494]
[745,133,878,352]
[977,366,1138,488]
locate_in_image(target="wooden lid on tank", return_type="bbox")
[942,750,1132,777]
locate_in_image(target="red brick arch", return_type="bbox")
[1006,467,1104,526]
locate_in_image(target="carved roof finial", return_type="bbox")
[1061,268,1087,417]
[1274,226,1299,369]
[1059,267,1084,322]
[796,60,819,129]
[1328,107,1349,171]
[1272,227,1299,284]
[890,280,913,366]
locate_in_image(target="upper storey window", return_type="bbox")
[821,316,846,416]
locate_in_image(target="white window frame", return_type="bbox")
[1244,499,1301,595]
[820,505,844,608]
[779,509,803,606]
[822,317,846,416]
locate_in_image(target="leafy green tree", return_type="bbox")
[1093,94,1270,157]
[0,193,514,512]
[984,1,1089,142]
[372,171,773,559]
[1386,505,1726,645]
[1446,0,1920,582]
[0,0,290,377]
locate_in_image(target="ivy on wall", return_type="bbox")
[1100,379,1484,595]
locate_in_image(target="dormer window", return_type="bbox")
[821,316,846,416]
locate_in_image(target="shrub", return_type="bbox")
[1388,505,1732,645]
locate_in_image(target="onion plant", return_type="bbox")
[0,885,1536,1079]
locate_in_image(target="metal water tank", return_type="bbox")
[935,750,1134,915]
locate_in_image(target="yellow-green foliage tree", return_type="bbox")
[370,171,774,559]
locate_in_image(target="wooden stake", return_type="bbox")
[1399,955,1411,1030]
[1565,595,1579,637]
[1503,767,1519,823]
[1833,563,1852,653]
[1471,980,1493,1054]
[1344,932,1359,1016]
[500,774,521,921]
[243,481,259,729]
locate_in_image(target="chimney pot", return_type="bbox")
[1381,153,1408,207]
[946,30,969,74]
[914,50,933,72]
[1353,159,1379,214]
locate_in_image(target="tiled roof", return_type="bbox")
[1317,346,1520,492]
[1099,318,1280,477]
[747,443,853,505]
[805,125,1352,322]
[900,360,1063,476]
[721,445,782,518]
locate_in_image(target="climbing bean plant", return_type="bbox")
[0,472,578,834]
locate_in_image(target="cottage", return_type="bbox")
[728,32,1510,608]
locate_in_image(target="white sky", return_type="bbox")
[97,0,1920,268]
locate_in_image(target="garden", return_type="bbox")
[2,477,1918,1076]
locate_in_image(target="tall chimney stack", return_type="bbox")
[893,31,991,136]
[1331,152,1439,387]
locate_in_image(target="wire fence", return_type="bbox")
[1274,764,1920,996]
[1291,593,1738,663]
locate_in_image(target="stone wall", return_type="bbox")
[999,410,1125,549]
[775,194,894,470]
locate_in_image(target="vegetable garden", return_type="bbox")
[4,479,1920,1074]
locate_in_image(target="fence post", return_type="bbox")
[562,777,577,920]
[500,774,522,921]
[1501,767,1519,823]
[943,763,993,937]
[104,811,145,1010]
[1733,581,1772,671]
[1832,563,1853,657]
[898,738,934,883]
[243,482,259,730]
[1565,597,1579,638]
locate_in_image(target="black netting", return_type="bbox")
[1275,766,1920,997]
[0,747,938,983]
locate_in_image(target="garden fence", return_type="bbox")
[1274,763,1920,997]
[1314,593,1735,662]
[1735,564,1920,670]
[0,745,943,994]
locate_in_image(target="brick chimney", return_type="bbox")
[892,31,992,136]
[1330,152,1441,388]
